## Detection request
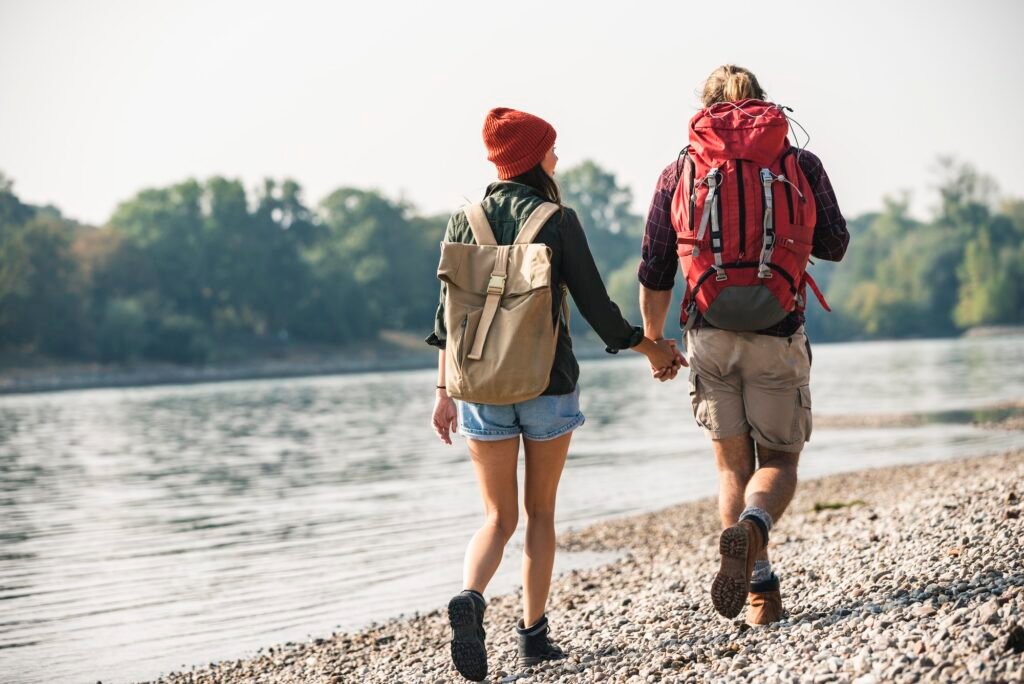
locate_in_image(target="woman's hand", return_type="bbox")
[635,337,685,382]
[432,390,458,445]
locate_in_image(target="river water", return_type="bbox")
[1,334,1022,683]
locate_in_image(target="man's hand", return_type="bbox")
[432,391,458,444]
[651,338,687,382]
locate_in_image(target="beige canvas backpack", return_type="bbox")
[437,201,568,405]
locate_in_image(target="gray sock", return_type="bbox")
[739,505,773,539]
[751,559,773,584]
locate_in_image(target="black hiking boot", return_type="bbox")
[447,590,487,681]
[517,615,566,667]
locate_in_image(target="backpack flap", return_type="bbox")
[438,241,553,360]
[437,242,553,302]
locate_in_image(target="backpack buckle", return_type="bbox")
[487,274,507,295]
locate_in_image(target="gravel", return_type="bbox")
[144,450,1024,683]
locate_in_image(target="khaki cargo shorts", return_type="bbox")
[685,326,812,453]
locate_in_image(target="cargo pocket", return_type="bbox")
[798,385,812,442]
[689,375,712,430]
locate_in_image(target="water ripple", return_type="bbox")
[0,335,1022,683]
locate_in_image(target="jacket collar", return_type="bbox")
[484,180,545,201]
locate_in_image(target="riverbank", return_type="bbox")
[144,449,1024,684]
[6,327,1021,397]
[0,331,625,395]
[0,332,435,395]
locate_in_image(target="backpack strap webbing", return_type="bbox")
[804,272,831,312]
[464,203,497,245]
[467,243,510,360]
[466,202,561,362]
[514,202,560,244]
[757,168,777,279]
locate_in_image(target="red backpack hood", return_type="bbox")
[688,100,790,167]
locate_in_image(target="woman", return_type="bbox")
[427,107,679,681]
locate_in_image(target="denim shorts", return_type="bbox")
[457,386,585,442]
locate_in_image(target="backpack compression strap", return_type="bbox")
[466,202,561,361]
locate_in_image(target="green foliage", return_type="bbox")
[98,296,149,362]
[0,189,85,355]
[557,162,644,336]
[954,229,1017,327]
[606,260,642,325]
[559,161,640,273]
[819,160,1024,339]
[147,313,211,364]
[1,156,1022,367]
[317,188,441,331]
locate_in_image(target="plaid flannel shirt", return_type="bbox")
[638,148,849,336]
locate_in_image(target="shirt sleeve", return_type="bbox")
[559,208,644,353]
[424,215,457,349]
[638,162,681,290]
[799,151,850,262]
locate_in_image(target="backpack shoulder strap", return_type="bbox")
[464,203,497,245]
[513,202,560,245]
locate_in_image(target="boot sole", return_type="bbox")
[520,652,567,667]
[711,525,752,618]
[448,594,487,681]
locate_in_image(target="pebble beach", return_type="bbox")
[143,447,1024,684]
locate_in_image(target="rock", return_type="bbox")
[913,605,937,618]
[142,450,1024,684]
[978,599,1001,625]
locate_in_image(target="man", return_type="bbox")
[638,65,850,624]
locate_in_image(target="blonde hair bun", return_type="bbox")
[702,65,765,107]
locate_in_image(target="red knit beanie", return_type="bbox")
[482,108,557,180]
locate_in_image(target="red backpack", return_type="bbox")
[671,99,828,331]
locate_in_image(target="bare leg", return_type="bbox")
[713,435,756,529]
[463,437,521,593]
[521,432,571,627]
[746,446,801,523]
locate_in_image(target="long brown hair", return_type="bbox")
[509,163,561,205]
[701,64,765,106]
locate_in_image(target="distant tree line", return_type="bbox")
[0,174,442,363]
[0,158,1022,366]
[804,159,1024,340]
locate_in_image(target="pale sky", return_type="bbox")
[1,0,1022,226]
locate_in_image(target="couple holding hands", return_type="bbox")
[427,64,849,681]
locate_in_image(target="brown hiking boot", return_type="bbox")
[747,574,784,625]
[711,518,766,618]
